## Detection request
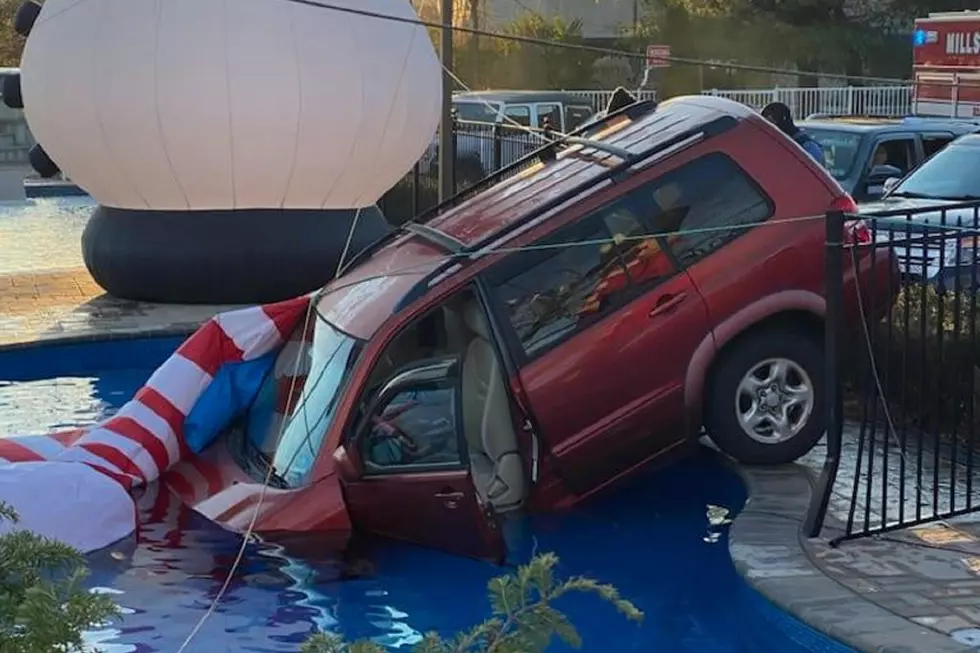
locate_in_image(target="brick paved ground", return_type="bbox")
[731,445,980,653]
[10,197,980,653]
[0,198,235,348]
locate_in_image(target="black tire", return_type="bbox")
[704,327,824,465]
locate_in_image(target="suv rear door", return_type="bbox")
[921,131,955,160]
[484,184,713,494]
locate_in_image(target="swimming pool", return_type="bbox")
[0,336,858,652]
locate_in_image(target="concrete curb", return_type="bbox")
[0,326,197,353]
[729,463,980,653]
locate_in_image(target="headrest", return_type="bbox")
[653,182,682,211]
[463,302,490,340]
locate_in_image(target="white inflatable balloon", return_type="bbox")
[20,0,441,211]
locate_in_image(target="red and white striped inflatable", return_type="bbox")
[0,296,312,551]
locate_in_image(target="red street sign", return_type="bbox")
[646,44,671,68]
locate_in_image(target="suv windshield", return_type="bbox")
[890,143,980,200]
[453,101,501,123]
[243,312,363,487]
[805,128,863,181]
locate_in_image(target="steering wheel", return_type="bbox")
[370,402,421,456]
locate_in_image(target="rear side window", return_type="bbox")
[922,134,954,158]
[565,105,594,131]
[643,153,773,268]
[488,197,677,359]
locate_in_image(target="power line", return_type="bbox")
[279,0,915,87]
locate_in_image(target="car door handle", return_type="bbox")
[649,292,687,318]
[434,490,464,500]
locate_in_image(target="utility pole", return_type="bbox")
[437,0,455,202]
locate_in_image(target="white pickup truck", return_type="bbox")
[419,91,596,185]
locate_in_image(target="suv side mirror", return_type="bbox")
[882,177,901,194]
[865,164,903,199]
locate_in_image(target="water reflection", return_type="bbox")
[3,364,857,653]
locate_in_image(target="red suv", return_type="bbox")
[165,95,897,561]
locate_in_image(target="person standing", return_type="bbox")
[761,102,826,168]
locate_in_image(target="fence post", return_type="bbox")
[492,125,503,173]
[803,210,845,538]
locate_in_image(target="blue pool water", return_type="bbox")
[0,337,857,653]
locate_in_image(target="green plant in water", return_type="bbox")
[0,501,119,653]
[301,552,643,653]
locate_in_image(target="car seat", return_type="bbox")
[460,301,526,512]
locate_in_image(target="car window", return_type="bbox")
[360,380,461,473]
[489,197,676,359]
[535,103,562,129]
[805,128,862,181]
[503,105,531,127]
[891,143,980,200]
[922,134,954,158]
[642,153,773,268]
[565,105,594,131]
[453,101,501,124]
[872,138,915,174]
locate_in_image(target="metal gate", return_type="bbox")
[807,203,980,542]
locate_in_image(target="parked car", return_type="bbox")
[799,115,980,202]
[167,95,898,562]
[420,91,597,184]
[861,132,980,289]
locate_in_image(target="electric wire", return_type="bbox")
[277,0,918,88]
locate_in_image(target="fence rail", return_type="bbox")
[703,86,914,119]
[378,120,544,225]
[808,202,980,541]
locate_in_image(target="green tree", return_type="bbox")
[0,502,119,653]
[0,0,26,67]
[302,552,643,653]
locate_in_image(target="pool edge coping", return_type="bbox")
[0,326,199,353]
[727,461,980,653]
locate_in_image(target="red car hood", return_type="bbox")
[161,436,352,537]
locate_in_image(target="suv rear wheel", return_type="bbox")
[705,328,824,465]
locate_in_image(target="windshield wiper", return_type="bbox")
[941,194,980,201]
[238,433,291,489]
[887,191,934,199]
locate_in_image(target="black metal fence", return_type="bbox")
[377,120,543,226]
[807,202,980,543]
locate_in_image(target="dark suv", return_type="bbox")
[165,95,899,562]
[800,115,980,202]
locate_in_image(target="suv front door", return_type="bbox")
[335,298,508,563]
[486,188,713,494]
[861,134,916,201]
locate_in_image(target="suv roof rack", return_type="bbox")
[333,101,661,275]
[392,114,739,312]
[417,99,659,221]
[402,222,465,254]
[540,135,638,164]
[805,113,903,121]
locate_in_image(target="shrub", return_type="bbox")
[856,282,980,437]
[301,552,643,653]
[0,501,119,653]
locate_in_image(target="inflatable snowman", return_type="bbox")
[6,0,442,304]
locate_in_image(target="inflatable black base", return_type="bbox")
[81,205,393,305]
